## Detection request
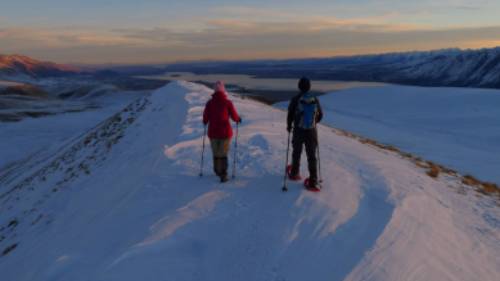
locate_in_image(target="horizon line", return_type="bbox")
[3,45,500,67]
[63,45,500,67]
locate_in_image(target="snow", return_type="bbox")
[0,81,498,281]
[0,91,141,174]
[292,85,500,185]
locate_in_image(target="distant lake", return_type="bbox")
[141,72,385,94]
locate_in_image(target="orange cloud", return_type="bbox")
[0,27,149,48]
[2,19,500,64]
[207,15,428,34]
[460,39,500,49]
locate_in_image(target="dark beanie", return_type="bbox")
[298,77,311,93]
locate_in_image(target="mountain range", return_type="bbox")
[160,47,500,89]
[0,54,79,79]
[3,46,500,89]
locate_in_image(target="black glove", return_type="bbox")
[238,117,242,124]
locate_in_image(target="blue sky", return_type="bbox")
[2,0,500,63]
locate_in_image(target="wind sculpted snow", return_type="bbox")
[0,81,498,281]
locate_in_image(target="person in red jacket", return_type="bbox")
[203,81,241,182]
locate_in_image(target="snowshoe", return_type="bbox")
[304,178,321,192]
[287,165,302,181]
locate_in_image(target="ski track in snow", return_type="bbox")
[0,81,498,281]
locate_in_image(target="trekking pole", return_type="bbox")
[199,125,207,177]
[317,132,322,183]
[282,130,292,192]
[232,122,239,179]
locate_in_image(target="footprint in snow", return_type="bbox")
[247,134,270,151]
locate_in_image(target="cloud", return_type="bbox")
[104,22,500,62]
[2,17,500,63]
[113,19,500,47]
[210,6,298,20]
[0,27,150,49]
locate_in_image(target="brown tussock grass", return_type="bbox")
[415,160,430,169]
[480,182,500,194]
[426,164,440,178]
[462,175,481,186]
[330,128,499,199]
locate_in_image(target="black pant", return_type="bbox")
[291,128,318,183]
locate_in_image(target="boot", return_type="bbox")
[220,174,229,183]
[220,157,229,183]
[213,158,220,176]
[287,165,301,181]
[308,177,318,188]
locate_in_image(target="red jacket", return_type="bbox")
[203,91,240,139]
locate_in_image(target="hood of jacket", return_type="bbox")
[212,90,227,99]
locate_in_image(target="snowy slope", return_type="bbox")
[0,81,498,281]
[0,91,141,173]
[293,85,500,185]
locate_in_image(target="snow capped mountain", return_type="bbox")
[363,47,500,87]
[162,47,500,89]
[0,54,160,122]
[0,81,498,281]
[0,54,79,79]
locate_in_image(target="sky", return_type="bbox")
[1,0,500,64]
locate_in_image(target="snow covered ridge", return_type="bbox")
[0,97,150,254]
[331,126,500,196]
[0,81,499,281]
[0,54,78,79]
[0,77,129,122]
